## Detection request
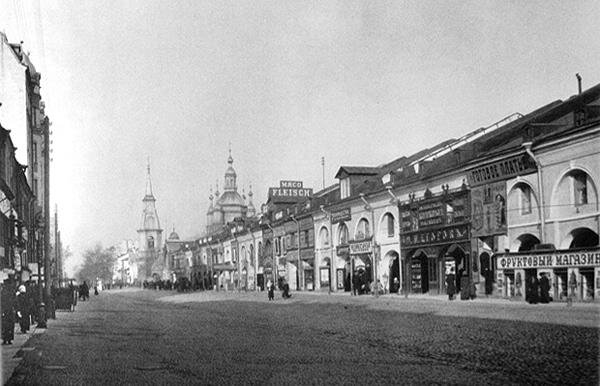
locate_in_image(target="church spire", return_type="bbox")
[145,156,155,200]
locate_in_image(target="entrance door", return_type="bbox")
[580,268,594,300]
[389,254,400,293]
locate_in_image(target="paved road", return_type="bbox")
[6,289,599,385]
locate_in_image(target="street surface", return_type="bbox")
[5,289,599,385]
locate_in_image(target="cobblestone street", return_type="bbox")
[5,289,599,385]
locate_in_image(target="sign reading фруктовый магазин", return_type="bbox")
[497,249,600,269]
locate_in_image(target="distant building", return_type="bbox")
[136,162,163,281]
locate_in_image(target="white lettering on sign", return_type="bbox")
[280,180,303,189]
[497,250,600,269]
[349,241,372,255]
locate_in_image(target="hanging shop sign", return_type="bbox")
[401,223,469,248]
[471,181,507,237]
[349,240,372,255]
[497,249,600,269]
[336,245,349,256]
[467,153,536,187]
[331,208,351,224]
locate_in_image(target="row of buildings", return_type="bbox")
[0,32,62,319]
[124,80,599,303]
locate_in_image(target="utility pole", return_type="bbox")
[290,215,301,291]
[321,157,325,189]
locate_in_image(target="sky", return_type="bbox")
[1,1,599,276]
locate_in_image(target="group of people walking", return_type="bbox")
[1,277,37,345]
[266,278,292,301]
[526,273,552,304]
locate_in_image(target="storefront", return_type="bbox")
[496,248,600,302]
[399,190,471,295]
[349,239,374,294]
[468,152,537,297]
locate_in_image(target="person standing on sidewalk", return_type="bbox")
[16,285,30,334]
[267,280,274,301]
[446,268,456,301]
[1,277,16,344]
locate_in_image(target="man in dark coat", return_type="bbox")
[1,278,16,344]
[539,273,551,303]
[446,268,456,300]
[16,285,30,333]
[526,275,539,304]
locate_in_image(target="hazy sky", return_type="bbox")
[1,1,599,275]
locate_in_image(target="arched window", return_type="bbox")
[147,236,154,249]
[570,170,588,206]
[567,228,599,248]
[517,234,540,252]
[249,244,255,265]
[381,213,395,237]
[516,183,533,215]
[356,218,370,240]
[338,223,349,245]
[319,227,330,247]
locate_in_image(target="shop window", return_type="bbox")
[572,171,588,206]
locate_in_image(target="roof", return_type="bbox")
[335,166,380,179]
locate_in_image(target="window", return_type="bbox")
[303,230,310,247]
[573,171,588,206]
[275,238,281,255]
[519,185,532,214]
[319,227,330,247]
[33,142,38,168]
[385,214,395,237]
[282,237,287,253]
[147,236,154,249]
[356,219,370,240]
[446,204,454,224]
[338,223,349,245]
[340,178,351,199]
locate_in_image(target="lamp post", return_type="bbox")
[320,206,332,295]
[35,214,47,328]
[290,215,302,291]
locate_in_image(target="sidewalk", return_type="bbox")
[1,322,46,385]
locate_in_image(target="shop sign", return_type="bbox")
[268,180,313,201]
[349,241,372,255]
[331,208,351,224]
[467,154,536,187]
[471,181,507,237]
[401,224,469,248]
[336,245,349,256]
[497,249,600,269]
[400,192,468,233]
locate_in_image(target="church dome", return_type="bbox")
[168,229,180,240]
[216,190,245,207]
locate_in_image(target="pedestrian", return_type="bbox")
[16,285,30,334]
[526,275,539,304]
[1,277,16,344]
[393,277,400,294]
[446,268,456,300]
[94,286,99,296]
[282,280,291,299]
[267,280,274,301]
[539,273,550,304]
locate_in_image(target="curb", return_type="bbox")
[1,323,46,385]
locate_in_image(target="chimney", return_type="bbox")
[576,73,582,94]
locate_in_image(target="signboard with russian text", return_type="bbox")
[466,154,536,187]
[349,240,373,255]
[471,181,507,237]
[336,245,349,256]
[497,249,600,269]
[399,191,468,233]
[401,223,469,248]
[331,208,351,224]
